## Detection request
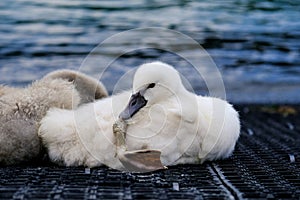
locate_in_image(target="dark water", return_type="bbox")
[1,0,300,103]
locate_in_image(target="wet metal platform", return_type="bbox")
[0,105,299,199]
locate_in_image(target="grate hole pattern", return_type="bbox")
[0,105,299,199]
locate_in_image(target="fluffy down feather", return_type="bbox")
[39,62,240,171]
[0,70,107,165]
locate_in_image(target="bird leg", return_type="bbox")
[113,119,166,172]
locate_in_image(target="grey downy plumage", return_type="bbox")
[0,70,108,165]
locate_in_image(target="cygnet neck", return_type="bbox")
[174,84,198,123]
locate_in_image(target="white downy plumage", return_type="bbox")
[39,62,240,170]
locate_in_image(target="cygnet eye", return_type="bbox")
[147,83,156,89]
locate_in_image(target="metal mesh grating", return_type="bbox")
[0,105,299,199]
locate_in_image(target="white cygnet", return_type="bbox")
[39,62,240,171]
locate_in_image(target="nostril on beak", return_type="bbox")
[131,99,137,106]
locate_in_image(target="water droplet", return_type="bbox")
[288,154,295,163]
[247,128,254,136]
[172,182,179,191]
[85,168,91,174]
[286,122,294,130]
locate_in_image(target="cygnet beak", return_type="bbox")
[119,92,148,120]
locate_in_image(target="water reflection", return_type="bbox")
[0,0,299,103]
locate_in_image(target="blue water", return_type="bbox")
[0,0,300,103]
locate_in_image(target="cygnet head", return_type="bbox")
[120,61,185,120]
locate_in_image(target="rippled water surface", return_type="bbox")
[1,0,300,103]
